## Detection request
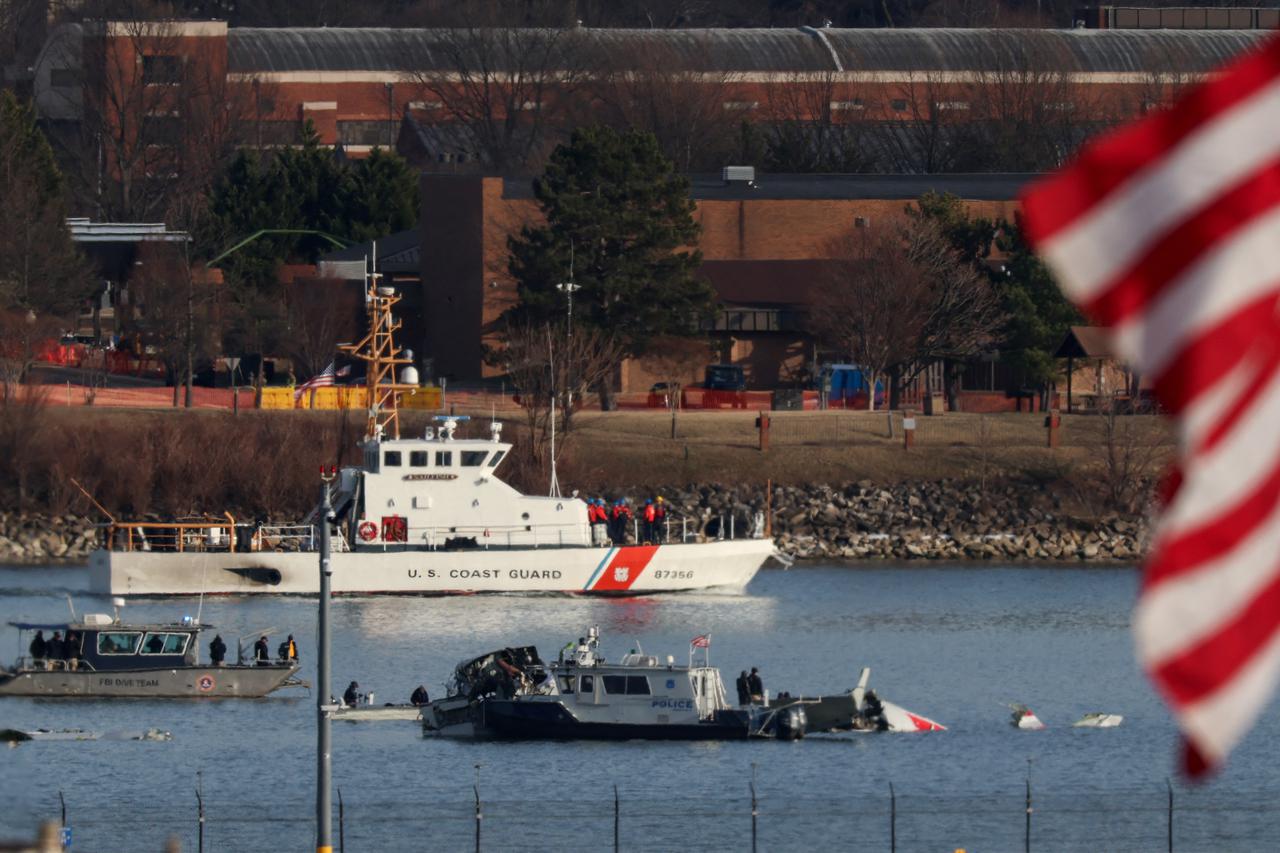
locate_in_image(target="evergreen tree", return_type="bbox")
[996,219,1082,393]
[340,147,419,245]
[0,90,88,318]
[506,125,714,355]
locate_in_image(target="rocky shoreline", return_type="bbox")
[0,480,1148,565]
[1,514,99,563]
[651,480,1148,564]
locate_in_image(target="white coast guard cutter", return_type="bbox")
[89,273,777,597]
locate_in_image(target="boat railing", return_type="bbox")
[104,521,239,554]
[15,656,95,673]
[104,521,350,554]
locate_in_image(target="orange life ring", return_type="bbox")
[358,521,378,542]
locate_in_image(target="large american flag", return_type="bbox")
[1022,36,1280,776]
[293,361,350,400]
[690,634,711,649]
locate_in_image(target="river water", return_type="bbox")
[0,563,1276,852]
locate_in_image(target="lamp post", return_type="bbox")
[555,280,581,339]
[316,466,336,853]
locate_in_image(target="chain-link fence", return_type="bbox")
[763,412,1176,450]
[574,411,1176,453]
[30,782,1279,852]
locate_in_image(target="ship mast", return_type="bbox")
[338,264,412,442]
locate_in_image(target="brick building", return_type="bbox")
[29,22,1266,169]
[420,171,1031,390]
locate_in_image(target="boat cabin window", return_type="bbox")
[579,675,594,693]
[97,632,142,655]
[487,450,505,468]
[435,451,453,467]
[559,676,575,694]
[461,450,487,467]
[384,451,402,467]
[409,451,429,467]
[603,675,652,695]
[140,632,190,655]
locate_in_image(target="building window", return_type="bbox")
[722,101,760,111]
[830,99,865,110]
[891,98,908,112]
[337,120,396,146]
[408,100,443,110]
[142,54,182,85]
[935,101,970,111]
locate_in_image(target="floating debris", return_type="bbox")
[1009,703,1046,730]
[1072,713,1123,728]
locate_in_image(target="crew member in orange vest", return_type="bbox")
[642,499,657,544]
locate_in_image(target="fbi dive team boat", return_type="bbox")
[88,271,778,597]
[0,604,302,698]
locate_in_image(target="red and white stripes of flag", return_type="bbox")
[690,634,711,649]
[1023,34,1280,776]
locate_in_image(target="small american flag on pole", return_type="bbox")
[690,634,710,649]
[1022,35,1280,777]
[294,361,351,400]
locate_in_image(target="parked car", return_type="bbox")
[703,364,746,391]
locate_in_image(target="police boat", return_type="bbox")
[422,627,808,741]
[0,602,303,698]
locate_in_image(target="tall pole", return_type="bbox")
[316,469,335,853]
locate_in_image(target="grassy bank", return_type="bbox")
[0,401,1171,521]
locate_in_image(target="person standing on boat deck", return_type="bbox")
[589,499,608,546]
[64,631,79,670]
[654,497,668,543]
[253,636,270,666]
[748,668,764,704]
[343,681,360,706]
[209,634,227,666]
[278,634,298,662]
[642,499,657,544]
[28,630,46,668]
[47,631,64,670]
[608,500,624,544]
[736,671,751,706]
[410,685,430,706]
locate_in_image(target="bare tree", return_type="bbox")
[645,335,710,439]
[61,15,259,225]
[763,70,881,173]
[589,38,741,173]
[401,5,588,174]
[876,69,967,174]
[809,225,931,411]
[894,213,1004,404]
[285,279,363,379]
[130,241,217,407]
[957,32,1096,172]
[492,322,621,477]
